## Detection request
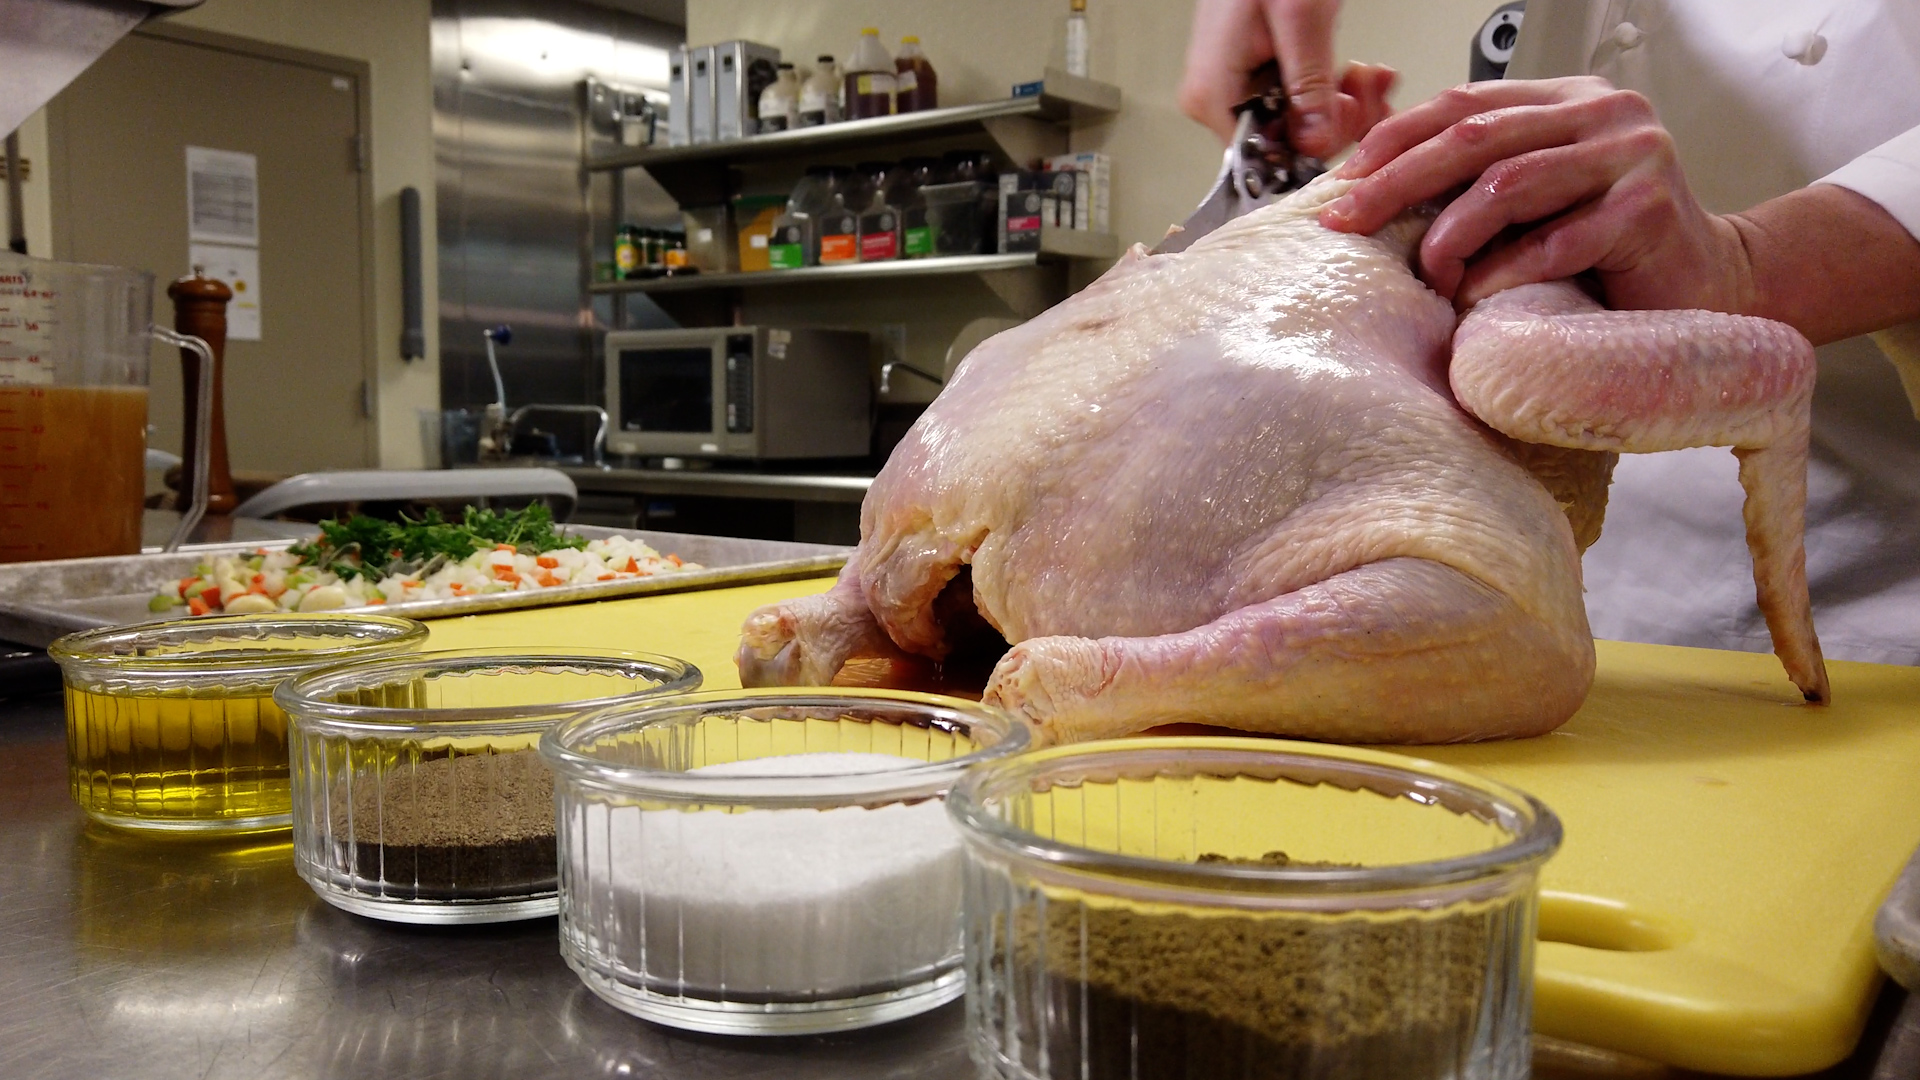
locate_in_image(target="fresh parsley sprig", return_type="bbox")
[286,504,585,580]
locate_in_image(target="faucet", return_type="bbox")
[879,360,946,395]
[478,325,514,461]
[507,403,610,468]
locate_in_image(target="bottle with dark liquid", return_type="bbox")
[844,28,897,119]
[894,35,938,112]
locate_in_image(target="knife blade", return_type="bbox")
[1153,71,1326,254]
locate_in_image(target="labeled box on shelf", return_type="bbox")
[1046,151,1109,232]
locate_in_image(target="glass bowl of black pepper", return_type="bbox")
[275,648,700,923]
[947,737,1563,1080]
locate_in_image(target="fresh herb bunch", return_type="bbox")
[287,504,586,580]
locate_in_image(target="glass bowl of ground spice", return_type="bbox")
[51,613,430,834]
[948,736,1563,1080]
[276,647,701,924]
[539,687,1031,1036]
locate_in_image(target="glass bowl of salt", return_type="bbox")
[539,687,1030,1035]
[276,647,701,924]
[948,736,1563,1080]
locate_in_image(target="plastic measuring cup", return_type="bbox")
[0,252,213,562]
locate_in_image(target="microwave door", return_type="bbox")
[620,346,717,454]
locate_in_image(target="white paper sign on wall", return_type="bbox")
[187,243,261,341]
[185,147,258,247]
[184,147,261,340]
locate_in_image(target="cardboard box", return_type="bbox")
[1047,151,1110,232]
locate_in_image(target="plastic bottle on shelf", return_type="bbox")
[817,193,861,265]
[844,28,897,119]
[855,161,894,211]
[1066,0,1090,78]
[768,167,837,269]
[894,36,938,112]
[614,224,642,279]
[891,157,938,259]
[757,63,800,133]
[857,162,902,261]
[662,229,693,275]
[799,56,843,127]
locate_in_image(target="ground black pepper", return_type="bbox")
[330,751,556,901]
[1011,851,1500,1079]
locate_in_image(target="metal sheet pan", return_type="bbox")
[0,527,847,648]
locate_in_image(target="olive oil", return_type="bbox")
[66,686,292,828]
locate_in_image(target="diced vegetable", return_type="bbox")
[151,505,699,616]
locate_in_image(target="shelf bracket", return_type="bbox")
[980,263,1064,320]
[981,115,1068,166]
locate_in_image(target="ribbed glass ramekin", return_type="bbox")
[275,648,700,924]
[947,737,1563,1080]
[51,613,429,833]
[539,688,1031,1036]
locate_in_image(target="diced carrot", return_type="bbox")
[251,572,265,585]
[247,584,269,596]
[178,577,198,596]
[187,597,210,616]
[448,583,467,594]
[536,555,559,569]
[623,557,639,573]
[494,569,521,584]
[367,598,386,605]
[597,573,615,581]
[667,554,683,567]
[495,543,516,552]
[536,572,561,587]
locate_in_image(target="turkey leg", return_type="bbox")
[737,551,910,686]
[1450,281,1828,702]
[981,557,1594,746]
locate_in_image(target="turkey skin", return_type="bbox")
[737,175,1825,744]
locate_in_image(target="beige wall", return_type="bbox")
[19,0,439,469]
[688,0,1497,253]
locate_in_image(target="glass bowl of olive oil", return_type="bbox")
[50,613,429,833]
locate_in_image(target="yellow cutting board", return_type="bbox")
[424,577,1920,1077]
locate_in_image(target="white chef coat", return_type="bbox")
[1505,0,1920,665]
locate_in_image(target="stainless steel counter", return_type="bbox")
[0,694,970,1080]
[564,466,871,504]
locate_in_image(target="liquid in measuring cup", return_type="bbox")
[0,256,152,563]
[0,385,147,562]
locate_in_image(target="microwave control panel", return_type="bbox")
[723,333,754,434]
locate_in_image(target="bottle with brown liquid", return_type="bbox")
[894,36,938,112]
[844,28,897,119]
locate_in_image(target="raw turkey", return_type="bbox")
[737,174,1828,745]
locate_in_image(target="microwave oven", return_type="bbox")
[604,326,873,459]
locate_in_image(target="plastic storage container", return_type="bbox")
[923,181,989,256]
[276,648,699,924]
[51,613,430,833]
[799,55,842,126]
[894,35,937,112]
[732,194,787,272]
[540,688,1031,1035]
[843,28,896,119]
[682,205,735,273]
[949,737,1562,1080]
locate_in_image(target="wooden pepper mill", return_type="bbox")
[169,267,238,515]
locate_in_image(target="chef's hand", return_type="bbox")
[1179,0,1397,158]
[1318,77,1751,314]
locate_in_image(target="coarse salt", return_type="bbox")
[566,752,963,998]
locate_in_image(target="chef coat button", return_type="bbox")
[1611,22,1644,49]
[1782,30,1828,64]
